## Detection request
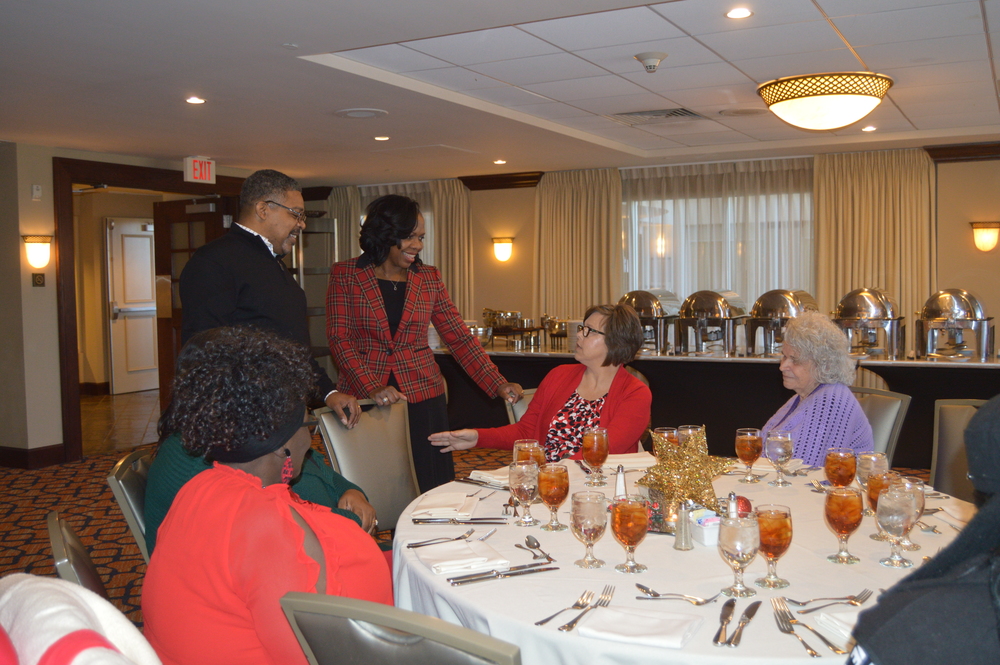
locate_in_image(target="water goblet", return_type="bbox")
[824,487,863,564]
[876,488,920,568]
[867,471,900,541]
[824,447,857,487]
[755,504,792,589]
[677,425,703,445]
[582,427,609,487]
[571,491,607,569]
[765,434,794,487]
[889,476,925,551]
[610,495,649,573]
[735,428,764,483]
[856,452,888,516]
[538,463,569,532]
[509,460,540,527]
[718,513,759,597]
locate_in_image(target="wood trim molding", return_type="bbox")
[458,172,544,191]
[79,382,110,396]
[0,445,66,470]
[302,186,333,201]
[924,142,1000,163]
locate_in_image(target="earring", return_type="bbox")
[281,448,294,484]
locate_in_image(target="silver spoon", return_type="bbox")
[525,535,555,561]
[515,543,546,559]
[635,584,721,605]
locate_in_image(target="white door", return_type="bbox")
[107,218,158,394]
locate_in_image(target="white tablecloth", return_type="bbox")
[394,462,965,665]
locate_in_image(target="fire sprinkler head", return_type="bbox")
[634,51,668,73]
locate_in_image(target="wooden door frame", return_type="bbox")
[39,158,243,468]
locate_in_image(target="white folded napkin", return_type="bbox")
[578,607,702,649]
[411,492,478,518]
[412,539,509,575]
[942,503,976,524]
[815,610,860,645]
[469,468,509,485]
[749,458,803,473]
[606,452,656,471]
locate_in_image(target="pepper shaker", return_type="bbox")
[674,500,694,551]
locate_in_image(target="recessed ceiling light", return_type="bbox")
[333,108,389,119]
[374,136,390,141]
[186,96,206,104]
[726,8,753,19]
[494,159,506,165]
[281,43,299,50]
[862,125,877,132]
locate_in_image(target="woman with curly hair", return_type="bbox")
[142,327,391,665]
[326,194,521,491]
[761,311,874,465]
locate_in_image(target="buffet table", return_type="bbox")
[394,459,967,665]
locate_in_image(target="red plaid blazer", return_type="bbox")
[326,257,508,403]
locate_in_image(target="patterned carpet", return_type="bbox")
[0,442,925,627]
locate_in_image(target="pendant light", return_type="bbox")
[757,72,893,131]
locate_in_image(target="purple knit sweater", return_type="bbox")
[761,383,874,466]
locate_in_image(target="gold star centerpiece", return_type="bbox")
[638,426,731,521]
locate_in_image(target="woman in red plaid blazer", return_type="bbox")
[327,195,521,491]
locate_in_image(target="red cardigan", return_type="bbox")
[476,364,651,458]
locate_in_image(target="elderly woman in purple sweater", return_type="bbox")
[761,311,874,466]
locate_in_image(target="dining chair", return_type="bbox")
[314,400,419,532]
[850,386,911,466]
[931,399,987,502]
[107,448,153,563]
[46,511,109,599]
[280,592,521,665]
[504,388,536,425]
[625,367,651,452]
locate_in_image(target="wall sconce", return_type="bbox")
[492,237,514,262]
[22,235,54,269]
[970,222,1000,252]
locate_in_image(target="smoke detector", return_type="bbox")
[634,52,668,73]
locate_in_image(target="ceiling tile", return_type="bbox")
[463,85,554,106]
[639,118,735,137]
[569,92,677,115]
[621,61,755,93]
[889,80,997,104]
[731,49,861,82]
[337,44,452,72]
[910,110,1000,128]
[897,95,999,116]
[467,52,607,86]
[555,115,628,131]
[821,0,973,15]
[572,36,722,74]
[986,0,1000,33]
[584,125,686,149]
[670,130,760,146]
[404,66,507,90]
[505,101,593,119]
[523,75,648,102]
[889,59,994,89]
[520,6,684,51]
[651,0,824,35]
[856,34,988,69]
[402,26,560,65]
[661,83,763,108]
[831,3,983,46]
[697,21,846,60]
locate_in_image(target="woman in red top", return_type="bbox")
[430,304,651,461]
[142,328,391,665]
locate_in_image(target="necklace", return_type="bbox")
[378,266,404,291]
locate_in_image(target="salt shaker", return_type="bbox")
[614,464,626,497]
[674,500,694,551]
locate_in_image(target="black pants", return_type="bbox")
[405,394,453,493]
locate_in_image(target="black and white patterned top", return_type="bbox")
[544,391,607,461]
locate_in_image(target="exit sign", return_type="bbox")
[184,156,216,184]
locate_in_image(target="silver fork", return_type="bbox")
[771,598,820,657]
[534,590,594,626]
[465,489,482,497]
[559,585,614,632]
[478,490,497,501]
[785,589,868,605]
[798,588,873,614]
[774,597,846,654]
[405,528,475,549]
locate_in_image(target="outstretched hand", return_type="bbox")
[428,429,479,453]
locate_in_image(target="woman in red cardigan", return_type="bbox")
[430,303,651,461]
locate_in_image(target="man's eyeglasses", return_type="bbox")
[265,200,307,224]
[577,324,606,338]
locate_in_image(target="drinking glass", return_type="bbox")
[610,495,649,573]
[824,487,863,564]
[581,427,609,487]
[652,427,679,445]
[677,425,703,445]
[765,434,794,487]
[513,439,546,466]
[856,452,888,516]
[824,448,857,487]
[538,463,569,532]
[867,471,900,541]
[755,504,792,589]
[571,491,607,569]
[889,476,925,551]
[718,513,759,597]
[735,428,764,483]
[508,460,540,527]
[876,488,920,568]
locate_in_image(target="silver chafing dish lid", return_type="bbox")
[647,289,681,316]
[750,290,818,319]
[679,290,748,318]
[619,290,665,318]
[920,289,987,321]
[834,288,899,320]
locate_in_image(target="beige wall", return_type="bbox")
[469,187,537,321]
[0,143,30,450]
[936,162,1000,328]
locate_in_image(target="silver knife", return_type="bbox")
[450,566,559,586]
[412,519,508,525]
[726,600,761,647]
[712,598,737,646]
[446,561,549,583]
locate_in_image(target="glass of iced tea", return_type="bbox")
[856,452,888,516]
[755,504,792,589]
[824,448,857,487]
[824,487,863,564]
[538,463,569,532]
[508,460,540,527]
[735,428,764,483]
[718,513,759,597]
[652,427,679,445]
[571,491,607,569]
[581,427,609,487]
[889,476,925,551]
[513,439,546,466]
[867,471,900,541]
[677,425,703,445]
[610,495,649,574]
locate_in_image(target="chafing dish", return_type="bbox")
[832,287,904,360]
[915,289,994,362]
[619,290,680,354]
[482,309,522,331]
[746,290,818,357]
[674,290,749,357]
[468,326,493,347]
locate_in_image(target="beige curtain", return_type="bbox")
[534,168,623,319]
[814,148,936,352]
[430,179,474,319]
[326,186,361,261]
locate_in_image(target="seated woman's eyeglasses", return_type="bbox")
[577,324,605,338]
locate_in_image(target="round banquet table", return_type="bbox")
[393,459,967,665]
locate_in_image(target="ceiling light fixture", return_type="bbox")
[862,125,877,132]
[186,96,206,104]
[726,8,753,19]
[756,71,893,131]
[970,222,1000,252]
[333,108,388,119]
[493,159,506,165]
[374,136,390,141]
[634,52,668,74]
